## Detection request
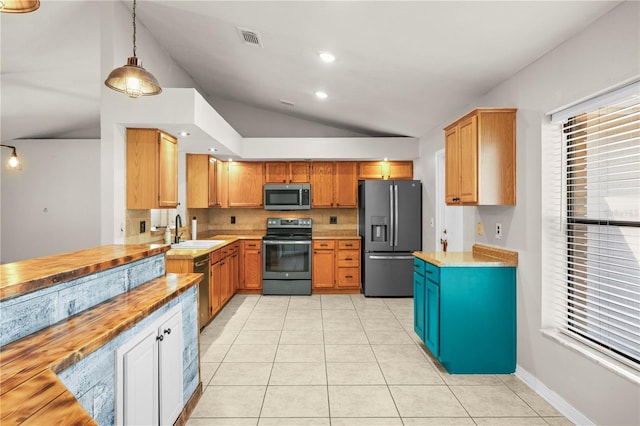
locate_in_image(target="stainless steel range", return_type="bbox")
[262,218,312,295]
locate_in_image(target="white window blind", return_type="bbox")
[548,82,640,370]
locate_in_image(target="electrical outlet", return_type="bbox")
[477,222,483,236]
[140,221,146,233]
[495,223,503,240]
[230,216,236,224]
[330,216,338,224]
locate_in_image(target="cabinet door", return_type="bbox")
[444,126,460,204]
[210,259,221,315]
[425,280,440,357]
[289,162,311,183]
[228,162,264,207]
[220,253,231,304]
[126,128,159,209]
[311,162,334,207]
[265,162,288,183]
[186,154,209,208]
[334,162,358,207]
[158,131,179,208]
[208,157,217,207]
[231,245,240,292]
[458,116,478,204]
[243,242,263,289]
[312,249,335,288]
[413,272,425,342]
[123,329,159,426]
[158,309,183,426]
[358,161,386,179]
[388,161,413,180]
[215,160,228,208]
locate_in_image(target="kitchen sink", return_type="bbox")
[171,240,226,249]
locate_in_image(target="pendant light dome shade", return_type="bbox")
[105,0,161,98]
[0,0,40,13]
[105,56,162,98]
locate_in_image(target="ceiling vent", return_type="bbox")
[237,27,263,48]
[280,99,295,107]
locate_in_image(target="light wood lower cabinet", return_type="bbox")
[240,239,262,291]
[312,239,361,292]
[312,240,335,289]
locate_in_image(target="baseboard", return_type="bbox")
[515,364,594,426]
[174,382,202,426]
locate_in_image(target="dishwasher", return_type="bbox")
[193,254,210,330]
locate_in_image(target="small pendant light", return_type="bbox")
[1,145,20,169]
[0,0,40,14]
[105,0,161,98]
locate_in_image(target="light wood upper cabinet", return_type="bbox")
[358,161,413,180]
[127,128,178,209]
[334,162,358,207]
[187,155,227,208]
[444,108,516,206]
[264,161,310,183]
[311,162,358,208]
[311,162,334,208]
[228,162,264,207]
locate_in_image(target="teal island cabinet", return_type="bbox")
[413,245,518,374]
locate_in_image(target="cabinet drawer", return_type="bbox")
[337,250,359,267]
[313,240,335,249]
[337,267,360,287]
[210,251,221,264]
[413,258,425,276]
[338,240,360,250]
[424,261,440,283]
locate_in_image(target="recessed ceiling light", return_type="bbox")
[315,91,328,100]
[209,148,217,152]
[178,131,190,137]
[318,51,336,63]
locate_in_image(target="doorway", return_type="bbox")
[435,149,463,251]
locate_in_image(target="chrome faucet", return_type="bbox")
[174,214,183,244]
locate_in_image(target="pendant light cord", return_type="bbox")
[132,0,137,58]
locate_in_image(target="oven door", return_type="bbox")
[262,239,312,280]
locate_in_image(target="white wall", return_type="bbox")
[417,2,640,425]
[0,140,101,263]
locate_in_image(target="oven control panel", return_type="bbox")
[266,218,312,228]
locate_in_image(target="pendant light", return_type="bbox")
[0,0,40,13]
[1,145,20,169]
[105,0,161,98]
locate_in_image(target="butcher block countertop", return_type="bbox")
[413,244,518,267]
[0,245,202,425]
[166,233,361,259]
[0,244,169,301]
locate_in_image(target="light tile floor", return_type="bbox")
[188,294,573,426]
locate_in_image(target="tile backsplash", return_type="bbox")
[127,207,358,243]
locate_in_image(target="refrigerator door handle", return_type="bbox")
[389,184,394,247]
[394,184,399,246]
[369,255,415,260]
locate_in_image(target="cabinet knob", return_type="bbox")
[164,328,172,335]
[156,335,164,342]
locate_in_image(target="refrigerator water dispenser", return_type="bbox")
[371,216,388,242]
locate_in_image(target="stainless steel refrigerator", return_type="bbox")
[359,180,422,296]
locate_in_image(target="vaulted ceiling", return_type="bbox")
[0,1,622,142]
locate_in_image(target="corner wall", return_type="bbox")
[417,2,640,424]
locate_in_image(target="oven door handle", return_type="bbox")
[262,240,312,245]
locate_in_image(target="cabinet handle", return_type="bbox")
[156,335,164,342]
[345,275,353,278]
[320,243,328,247]
[425,270,432,274]
[345,258,353,261]
[345,244,353,247]
[164,328,172,335]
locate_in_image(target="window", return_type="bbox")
[548,82,640,370]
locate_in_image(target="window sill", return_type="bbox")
[541,329,640,386]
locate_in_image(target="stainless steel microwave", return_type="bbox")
[264,183,311,210]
